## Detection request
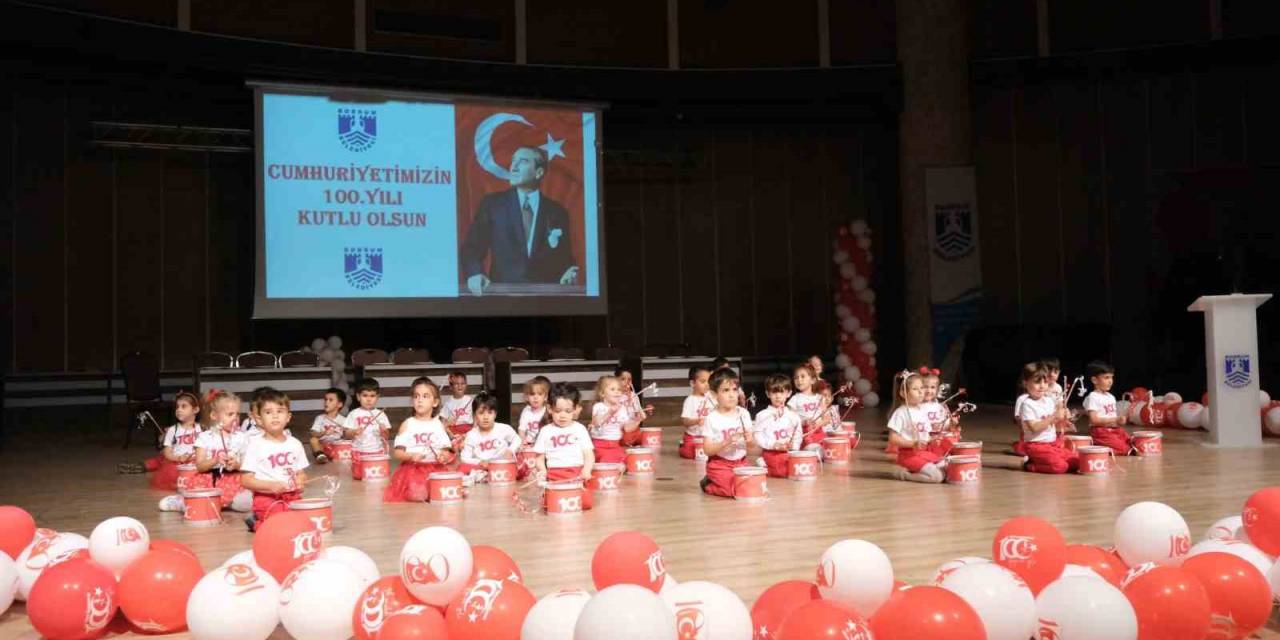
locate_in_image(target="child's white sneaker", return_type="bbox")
[755,457,765,467]
[158,494,184,512]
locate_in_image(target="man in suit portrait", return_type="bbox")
[460,146,579,295]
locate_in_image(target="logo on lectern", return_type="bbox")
[1224,354,1251,388]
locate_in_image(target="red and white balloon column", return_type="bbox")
[833,220,880,408]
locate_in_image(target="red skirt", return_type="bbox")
[895,447,942,474]
[762,450,790,478]
[150,459,180,490]
[592,438,625,464]
[621,428,643,447]
[383,462,443,502]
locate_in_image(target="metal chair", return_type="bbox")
[546,347,584,360]
[280,350,319,367]
[451,347,490,364]
[194,351,234,369]
[390,347,432,364]
[490,347,530,363]
[120,351,163,449]
[236,351,278,368]
[351,348,390,367]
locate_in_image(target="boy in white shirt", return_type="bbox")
[700,369,756,498]
[533,382,596,510]
[344,378,392,480]
[458,392,520,483]
[679,365,714,459]
[753,374,803,478]
[440,370,475,441]
[309,387,347,463]
[1084,360,1131,455]
[240,389,309,531]
[1017,363,1077,474]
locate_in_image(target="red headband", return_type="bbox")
[918,367,940,376]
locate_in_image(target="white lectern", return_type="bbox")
[1188,293,1272,447]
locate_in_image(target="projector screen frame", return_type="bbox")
[250,80,609,319]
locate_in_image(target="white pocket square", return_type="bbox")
[548,228,563,248]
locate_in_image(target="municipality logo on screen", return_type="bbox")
[337,108,377,152]
[344,247,383,290]
[933,203,974,260]
[1224,354,1251,388]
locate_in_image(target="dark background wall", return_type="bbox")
[6,0,1280,401]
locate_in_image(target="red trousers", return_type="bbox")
[762,450,790,478]
[1090,426,1132,456]
[1025,441,1079,474]
[592,438,625,464]
[621,428,643,447]
[702,456,747,498]
[251,490,301,529]
[546,466,593,510]
[678,433,700,459]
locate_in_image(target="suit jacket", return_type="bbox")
[460,188,575,284]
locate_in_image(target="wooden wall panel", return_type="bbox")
[1193,72,1247,169]
[603,161,644,350]
[367,0,515,62]
[790,133,828,358]
[206,155,248,355]
[1147,75,1195,174]
[0,86,13,372]
[527,1,666,68]
[162,155,208,370]
[678,0,818,69]
[114,153,165,362]
[974,87,1020,323]
[751,132,793,356]
[192,0,354,48]
[712,134,754,356]
[1053,83,1110,325]
[639,152,683,347]
[64,85,115,371]
[1244,68,1280,166]
[29,0,175,25]
[1012,86,1063,325]
[829,0,897,65]
[12,83,66,372]
[677,132,719,356]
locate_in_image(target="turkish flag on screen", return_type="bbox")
[455,104,587,285]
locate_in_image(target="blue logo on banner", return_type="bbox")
[934,204,974,260]
[344,248,383,290]
[1224,354,1251,388]
[337,109,377,152]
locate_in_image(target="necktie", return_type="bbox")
[521,195,533,255]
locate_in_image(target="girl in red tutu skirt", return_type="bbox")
[384,377,455,502]
[148,391,203,490]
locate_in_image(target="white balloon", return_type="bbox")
[860,341,877,356]
[852,275,868,291]
[658,572,678,599]
[1267,557,1280,602]
[88,516,149,575]
[930,556,989,585]
[1187,539,1274,579]
[1126,402,1146,426]
[856,289,876,303]
[854,328,871,343]
[1036,576,1137,640]
[321,546,378,587]
[840,316,859,334]
[333,349,345,363]
[523,588,592,640]
[1204,515,1243,542]
[853,379,872,395]
[399,526,473,606]
[839,263,856,280]
[1261,390,1272,408]
[187,563,281,640]
[328,335,343,350]
[319,348,335,364]
[331,359,345,373]
[279,559,364,640]
[1265,406,1280,436]
[835,305,851,319]
[833,250,849,265]
[574,584,675,640]
[850,220,869,235]
[843,366,861,383]
[300,346,313,354]
[659,580,752,640]
[856,236,871,250]
[1177,402,1204,429]
[311,338,327,353]
[861,392,880,408]
[817,539,894,617]
[16,532,88,600]
[1162,392,1183,404]
[0,554,17,616]
[940,563,1037,640]
[1061,564,1107,581]
[1114,501,1191,567]
[834,353,852,369]
[221,549,259,569]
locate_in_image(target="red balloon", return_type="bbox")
[148,539,198,562]
[117,549,203,633]
[471,545,523,584]
[27,558,119,640]
[0,505,36,560]
[868,585,985,640]
[1241,486,1280,555]
[1180,552,1272,639]
[1066,544,1127,587]
[750,580,819,640]
[379,604,449,640]
[252,510,323,582]
[1130,387,1151,402]
[1121,565,1211,640]
[353,575,425,640]
[590,530,666,592]
[445,577,536,640]
[776,600,872,640]
[991,516,1066,594]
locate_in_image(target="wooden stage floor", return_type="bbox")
[2,406,1279,638]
